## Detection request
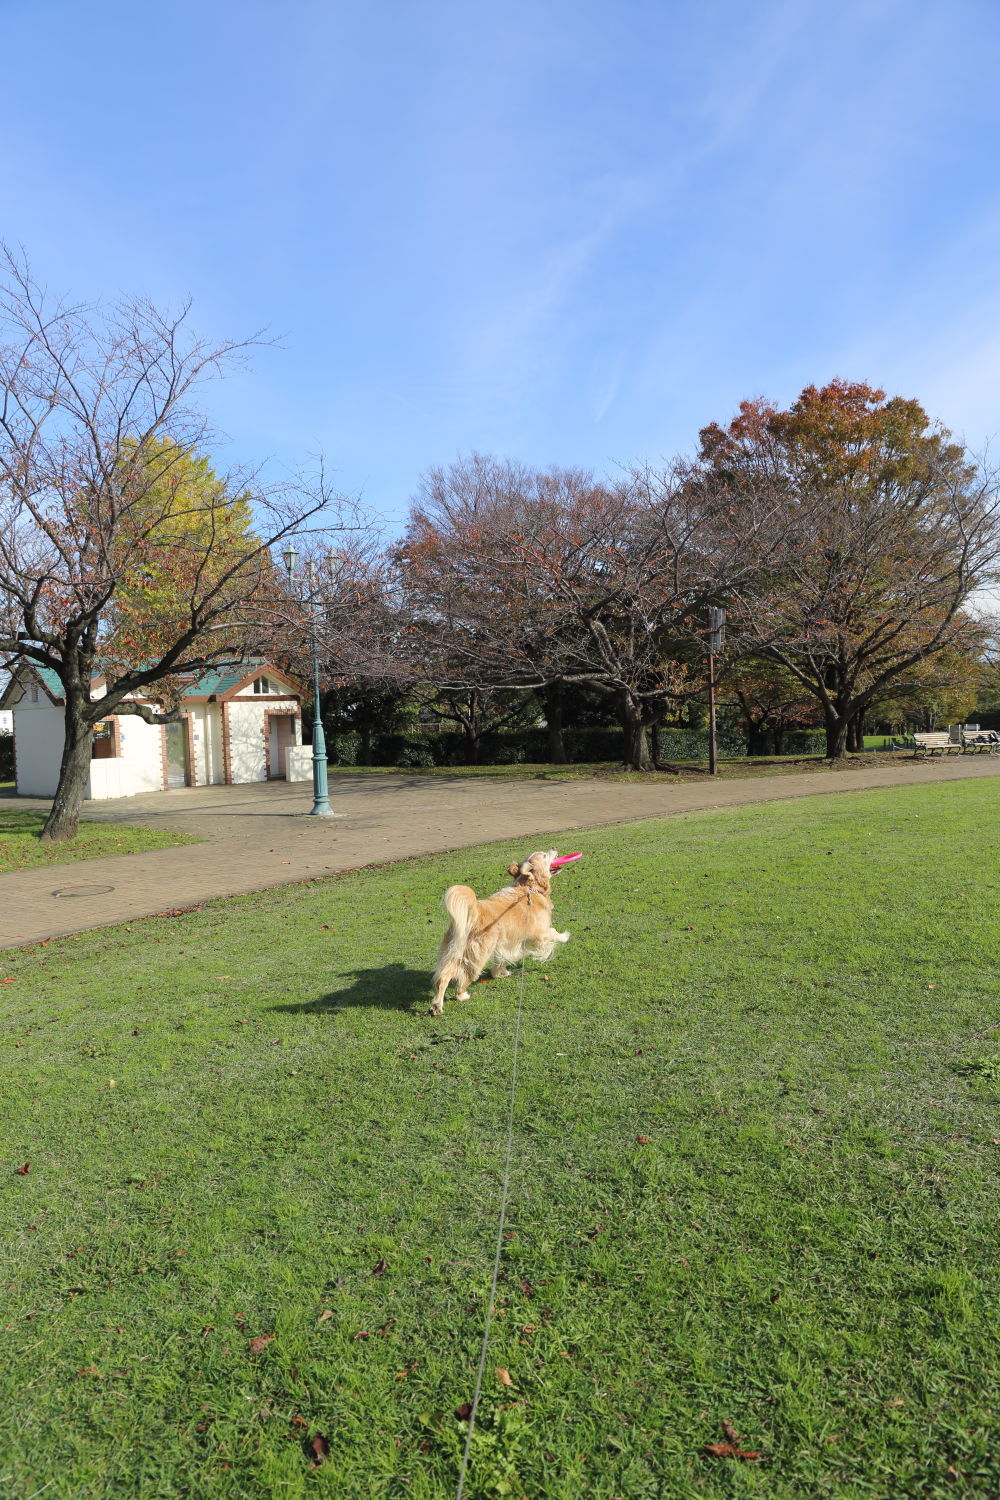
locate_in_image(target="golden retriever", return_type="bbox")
[430,848,570,1015]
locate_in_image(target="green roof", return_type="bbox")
[182,664,257,696]
[9,658,287,705]
[26,665,65,700]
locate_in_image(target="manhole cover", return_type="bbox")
[51,883,116,899]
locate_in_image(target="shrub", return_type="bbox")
[0,732,13,781]
[777,729,827,756]
[327,732,361,766]
[397,745,436,768]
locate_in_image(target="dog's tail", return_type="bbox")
[443,884,478,947]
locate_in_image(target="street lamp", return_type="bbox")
[282,542,334,818]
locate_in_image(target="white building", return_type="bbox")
[1,661,309,800]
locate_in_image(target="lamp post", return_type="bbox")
[707,607,726,777]
[282,541,334,817]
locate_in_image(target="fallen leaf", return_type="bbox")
[15,1161,29,1175]
[722,1421,740,1443]
[454,1402,473,1420]
[371,1258,387,1277]
[377,1319,395,1336]
[311,1433,329,1467]
[76,1366,104,1379]
[354,1330,369,1340]
[291,1414,308,1429]
[199,1325,214,1335]
[317,1309,334,1324]
[704,1442,761,1460]
[518,1279,534,1297]
[496,1367,514,1387]
[636,1135,650,1145]
[248,1334,275,1355]
[885,1398,905,1408]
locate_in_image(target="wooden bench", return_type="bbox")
[961,730,1000,755]
[891,732,962,757]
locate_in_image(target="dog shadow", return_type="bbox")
[270,963,430,1014]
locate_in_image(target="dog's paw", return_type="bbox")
[429,1000,444,1016]
[557,930,570,943]
[456,990,471,1001]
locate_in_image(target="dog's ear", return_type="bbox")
[507,862,520,877]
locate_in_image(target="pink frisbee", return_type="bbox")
[550,852,583,870]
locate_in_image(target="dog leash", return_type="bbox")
[455,893,531,1500]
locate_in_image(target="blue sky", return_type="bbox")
[4,0,999,528]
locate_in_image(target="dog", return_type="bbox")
[430,848,570,1015]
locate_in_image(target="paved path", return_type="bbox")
[4,757,1000,947]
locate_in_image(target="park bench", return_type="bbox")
[961,729,1000,754]
[891,731,962,757]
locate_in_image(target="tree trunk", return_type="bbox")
[544,680,567,763]
[41,705,94,842]
[772,725,786,756]
[746,723,769,756]
[824,713,851,759]
[846,715,863,753]
[650,722,661,765]
[359,723,373,766]
[462,719,482,764]
[615,692,652,770]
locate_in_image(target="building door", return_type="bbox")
[164,721,190,788]
[268,715,295,779]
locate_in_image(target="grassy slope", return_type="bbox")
[0,808,199,872]
[1,782,999,1498]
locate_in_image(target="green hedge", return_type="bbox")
[318,723,827,767]
[0,733,13,781]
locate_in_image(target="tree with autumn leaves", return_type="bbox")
[397,385,999,767]
[0,251,347,840]
[697,380,1000,758]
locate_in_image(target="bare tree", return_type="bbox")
[398,454,776,769]
[0,249,347,839]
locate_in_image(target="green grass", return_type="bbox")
[328,753,902,784]
[2,781,999,1497]
[0,809,200,872]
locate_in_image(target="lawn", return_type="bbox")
[329,752,913,784]
[1,781,999,1498]
[0,808,200,873]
